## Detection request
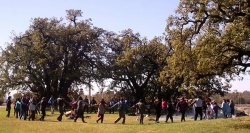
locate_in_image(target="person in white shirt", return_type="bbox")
[28,96,38,121]
[191,96,203,121]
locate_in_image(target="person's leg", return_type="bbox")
[74,109,80,122]
[170,114,173,122]
[97,114,103,123]
[51,105,54,114]
[19,109,23,119]
[215,110,218,119]
[122,112,126,124]
[194,108,198,121]
[28,110,32,120]
[24,109,27,120]
[140,113,144,124]
[31,110,36,120]
[182,111,186,121]
[114,116,121,123]
[100,114,104,123]
[15,109,19,118]
[156,111,161,123]
[6,108,10,117]
[74,115,79,122]
[155,113,159,123]
[199,108,203,120]
[57,107,63,121]
[114,112,122,123]
[166,113,169,122]
[40,110,45,120]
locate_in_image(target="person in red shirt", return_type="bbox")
[162,98,167,109]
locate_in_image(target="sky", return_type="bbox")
[0,0,249,93]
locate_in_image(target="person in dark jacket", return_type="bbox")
[6,96,12,117]
[20,97,28,120]
[38,97,47,121]
[176,97,188,122]
[83,96,89,113]
[165,100,175,123]
[134,99,146,124]
[74,96,87,123]
[114,98,126,124]
[90,97,97,113]
[57,94,64,121]
[153,97,162,123]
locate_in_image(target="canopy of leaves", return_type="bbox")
[163,0,250,96]
[0,10,106,98]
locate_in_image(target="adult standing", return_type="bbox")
[38,97,47,121]
[191,96,203,121]
[57,94,64,122]
[212,102,219,119]
[48,95,55,114]
[108,98,115,114]
[153,97,162,123]
[83,96,89,114]
[15,98,21,118]
[28,96,38,121]
[114,98,126,124]
[74,96,87,123]
[176,97,188,122]
[165,100,175,123]
[161,98,167,114]
[6,96,12,118]
[96,99,108,123]
[135,99,146,124]
[90,97,97,113]
[221,99,230,118]
[20,97,28,120]
[202,101,207,119]
[229,100,235,117]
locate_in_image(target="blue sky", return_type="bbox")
[0,0,249,93]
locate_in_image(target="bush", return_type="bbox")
[0,100,3,105]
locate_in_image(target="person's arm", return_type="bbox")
[189,99,196,106]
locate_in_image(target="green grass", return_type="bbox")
[0,108,250,133]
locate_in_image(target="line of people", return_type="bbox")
[5,95,237,125]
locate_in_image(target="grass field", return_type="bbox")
[0,108,250,133]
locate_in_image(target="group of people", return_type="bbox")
[6,96,47,121]
[175,96,235,122]
[146,96,236,124]
[5,95,237,125]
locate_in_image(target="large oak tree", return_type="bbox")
[163,0,250,96]
[0,10,105,98]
